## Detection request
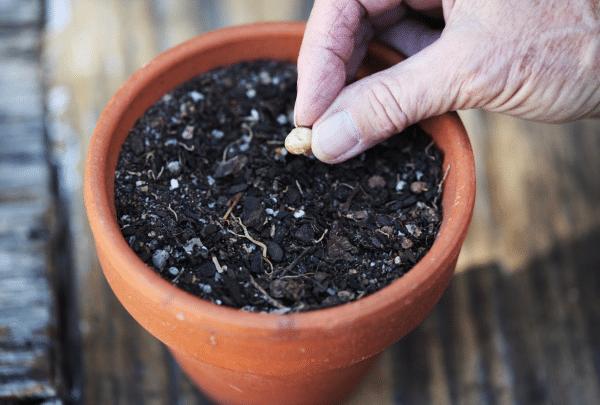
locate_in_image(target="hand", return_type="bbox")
[295,0,600,164]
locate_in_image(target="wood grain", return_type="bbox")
[0,0,61,402]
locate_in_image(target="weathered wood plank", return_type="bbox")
[0,63,44,123]
[0,0,64,402]
[0,122,46,158]
[392,242,600,405]
[458,111,600,276]
[0,0,42,27]
[218,0,303,27]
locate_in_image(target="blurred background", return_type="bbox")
[3,0,600,404]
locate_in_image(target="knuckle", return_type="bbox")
[363,77,408,140]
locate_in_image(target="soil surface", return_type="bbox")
[114,60,445,313]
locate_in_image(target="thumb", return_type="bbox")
[311,36,465,164]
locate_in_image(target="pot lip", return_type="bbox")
[85,21,475,331]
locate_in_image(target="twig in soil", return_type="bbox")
[178,142,194,151]
[168,204,178,222]
[221,192,243,221]
[424,141,435,160]
[222,144,230,162]
[148,166,164,180]
[264,257,274,275]
[434,164,451,204]
[249,274,287,310]
[227,216,268,257]
[242,243,273,275]
[280,273,314,279]
[314,229,328,243]
[241,122,254,142]
[171,267,185,283]
[144,150,155,162]
[342,183,361,213]
[280,246,314,276]
[295,180,304,196]
[212,255,224,273]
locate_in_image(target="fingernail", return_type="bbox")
[312,110,360,161]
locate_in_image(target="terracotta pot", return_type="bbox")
[85,22,475,405]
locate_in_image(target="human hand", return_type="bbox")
[295,0,600,164]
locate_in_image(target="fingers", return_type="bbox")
[295,0,420,128]
[294,0,445,129]
[310,36,463,164]
[294,0,367,127]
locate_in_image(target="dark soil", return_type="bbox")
[114,60,445,313]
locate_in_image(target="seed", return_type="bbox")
[285,127,312,155]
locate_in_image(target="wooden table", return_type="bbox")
[3,1,600,404]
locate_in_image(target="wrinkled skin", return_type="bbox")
[295,0,600,163]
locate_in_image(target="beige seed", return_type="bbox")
[285,127,312,155]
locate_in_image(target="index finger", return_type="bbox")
[295,0,401,127]
[294,0,443,128]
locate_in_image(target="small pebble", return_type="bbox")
[170,179,179,190]
[367,175,386,189]
[276,114,288,125]
[181,125,194,140]
[395,180,406,191]
[188,91,204,102]
[152,249,169,269]
[167,161,181,175]
[211,129,224,139]
[247,109,259,121]
[169,267,179,276]
[259,71,271,85]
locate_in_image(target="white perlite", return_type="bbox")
[183,238,203,254]
[152,249,169,269]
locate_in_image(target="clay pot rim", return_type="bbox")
[85,21,475,331]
